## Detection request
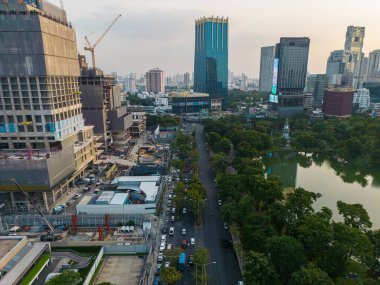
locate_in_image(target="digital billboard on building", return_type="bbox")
[271,58,279,95]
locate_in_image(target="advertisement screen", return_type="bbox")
[269,94,278,103]
[272,58,279,95]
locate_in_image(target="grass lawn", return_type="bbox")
[20,254,51,285]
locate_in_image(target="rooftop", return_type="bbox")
[170,91,209,98]
[112,176,160,184]
[0,239,21,265]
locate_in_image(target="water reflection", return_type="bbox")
[264,152,380,228]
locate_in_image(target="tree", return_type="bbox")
[337,200,372,231]
[288,263,334,285]
[207,132,221,147]
[213,137,231,154]
[45,270,82,285]
[210,153,229,174]
[193,248,209,285]
[243,251,278,285]
[266,236,307,283]
[296,215,333,261]
[97,283,116,285]
[160,267,182,285]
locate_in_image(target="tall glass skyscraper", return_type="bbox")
[193,17,228,111]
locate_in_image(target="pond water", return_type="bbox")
[264,152,380,229]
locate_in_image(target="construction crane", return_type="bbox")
[84,14,122,70]
[10,179,62,241]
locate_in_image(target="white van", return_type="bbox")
[169,227,174,236]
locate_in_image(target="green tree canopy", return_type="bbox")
[160,267,182,285]
[289,263,334,285]
[243,251,278,285]
[337,200,372,231]
[45,270,81,285]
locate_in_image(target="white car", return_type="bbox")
[182,208,187,214]
[171,216,175,222]
[224,223,229,230]
[167,243,172,250]
[164,262,170,268]
[171,207,176,214]
[169,227,175,236]
[190,237,195,246]
[158,252,164,262]
[218,199,222,206]
[159,242,166,252]
[168,194,172,200]
[161,234,167,242]
[181,228,186,235]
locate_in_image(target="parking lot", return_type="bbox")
[94,256,144,285]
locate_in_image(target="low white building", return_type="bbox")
[76,176,161,215]
[353,88,371,110]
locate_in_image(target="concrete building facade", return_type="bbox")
[145,68,165,94]
[170,91,209,115]
[0,0,101,213]
[79,57,133,152]
[353,88,371,110]
[345,26,365,88]
[326,50,353,87]
[259,46,275,93]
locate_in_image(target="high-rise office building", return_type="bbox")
[193,16,228,111]
[344,26,365,88]
[184,72,190,87]
[366,50,380,82]
[269,37,310,117]
[145,68,165,94]
[306,74,329,108]
[259,46,275,93]
[0,0,101,213]
[326,50,353,87]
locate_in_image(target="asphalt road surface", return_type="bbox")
[192,123,242,285]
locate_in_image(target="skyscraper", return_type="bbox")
[366,50,380,82]
[259,46,275,93]
[326,50,353,87]
[306,74,329,108]
[0,0,100,213]
[344,26,365,88]
[145,68,165,94]
[193,16,228,111]
[269,37,310,117]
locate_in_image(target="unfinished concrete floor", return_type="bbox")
[94,256,144,285]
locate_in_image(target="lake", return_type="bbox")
[264,152,380,229]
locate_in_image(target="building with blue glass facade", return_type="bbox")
[193,17,228,111]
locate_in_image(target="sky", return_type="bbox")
[54,0,380,78]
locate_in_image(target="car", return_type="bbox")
[182,208,187,214]
[169,227,174,236]
[166,208,170,214]
[167,200,172,207]
[66,200,75,206]
[171,216,175,222]
[171,207,176,214]
[218,199,222,206]
[158,252,164,262]
[161,227,168,234]
[188,255,194,266]
[238,282,244,285]
[164,216,169,222]
[53,206,63,214]
[83,178,91,183]
[159,242,166,252]
[181,228,186,235]
[161,234,167,242]
[224,222,229,230]
[175,177,180,182]
[190,237,195,246]
[168,194,172,200]
[164,262,170,268]
[58,204,66,209]
[169,189,173,194]
[167,243,172,250]
[73,193,82,199]
[155,264,162,276]
[181,240,187,249]
[153,277,160,285]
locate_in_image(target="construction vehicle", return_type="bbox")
[84,14,122,70]
[10,179,62,241]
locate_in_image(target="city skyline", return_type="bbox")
[52,0,379,78]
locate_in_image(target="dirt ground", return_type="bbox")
[94,256,144,285]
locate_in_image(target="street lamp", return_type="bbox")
[193,261,216,285]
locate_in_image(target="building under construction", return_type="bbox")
[0,0,102,214]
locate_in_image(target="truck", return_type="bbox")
[178,252,186,272]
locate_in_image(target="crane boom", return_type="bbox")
[84,14,122,70]
[10,179,55,233]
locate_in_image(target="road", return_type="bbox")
[192,123,242,285]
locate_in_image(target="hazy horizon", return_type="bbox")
[54,0,380,78]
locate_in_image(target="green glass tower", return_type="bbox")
[193,17,228,111]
